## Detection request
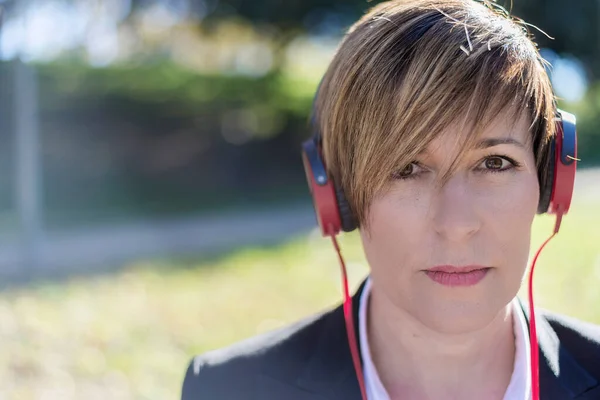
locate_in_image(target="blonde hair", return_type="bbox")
[314,0,556,228]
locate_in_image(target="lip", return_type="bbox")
[427,265,489,273]
[424,265,491,287]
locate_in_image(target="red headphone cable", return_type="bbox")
[330,232,368,400]
[331,213,563,400]
[528,212,563,400]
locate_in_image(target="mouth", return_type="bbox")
[424,265,491,287]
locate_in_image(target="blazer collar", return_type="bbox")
[295,279,367,400]
[516,298,598,398]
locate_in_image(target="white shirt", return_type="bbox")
[358,277,531,400]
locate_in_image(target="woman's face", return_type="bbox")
[360,111,540,333]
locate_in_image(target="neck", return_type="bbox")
[366,285,516,400]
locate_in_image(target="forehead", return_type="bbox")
[420,107,533,156]
[477,109,532,141]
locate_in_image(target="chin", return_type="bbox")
[413,292,510,335]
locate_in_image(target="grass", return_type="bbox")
[0,198,598,400]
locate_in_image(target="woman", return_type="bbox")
[182,1,600,399]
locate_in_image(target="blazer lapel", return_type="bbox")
[516,298,598,399]
[295,280,367,400]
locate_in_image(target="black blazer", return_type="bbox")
[182,281,600,399]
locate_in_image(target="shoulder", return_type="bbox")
[180,306,338,400]
[542,309,600,348]
[541,309,600,374]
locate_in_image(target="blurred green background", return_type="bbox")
[0,0,598,399]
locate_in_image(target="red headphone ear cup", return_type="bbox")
[334,184,357,232]
[537,137,555,214]
[547,110,577,215]
[302,143,342,236]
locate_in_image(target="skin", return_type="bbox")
[360,109,540,399]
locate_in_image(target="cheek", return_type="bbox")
[481,172,539,230]
[490,173,540,263]
[360,192,428,273]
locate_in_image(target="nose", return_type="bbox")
[432,174,481,242]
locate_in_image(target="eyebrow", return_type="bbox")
[474,137,526,149]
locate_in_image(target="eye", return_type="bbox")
[393,162,423,180]
[478,155,519,173]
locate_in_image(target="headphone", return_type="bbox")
[302,107,578,237]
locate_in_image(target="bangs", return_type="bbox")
[316,0,556,227]
[386,19,555,188]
